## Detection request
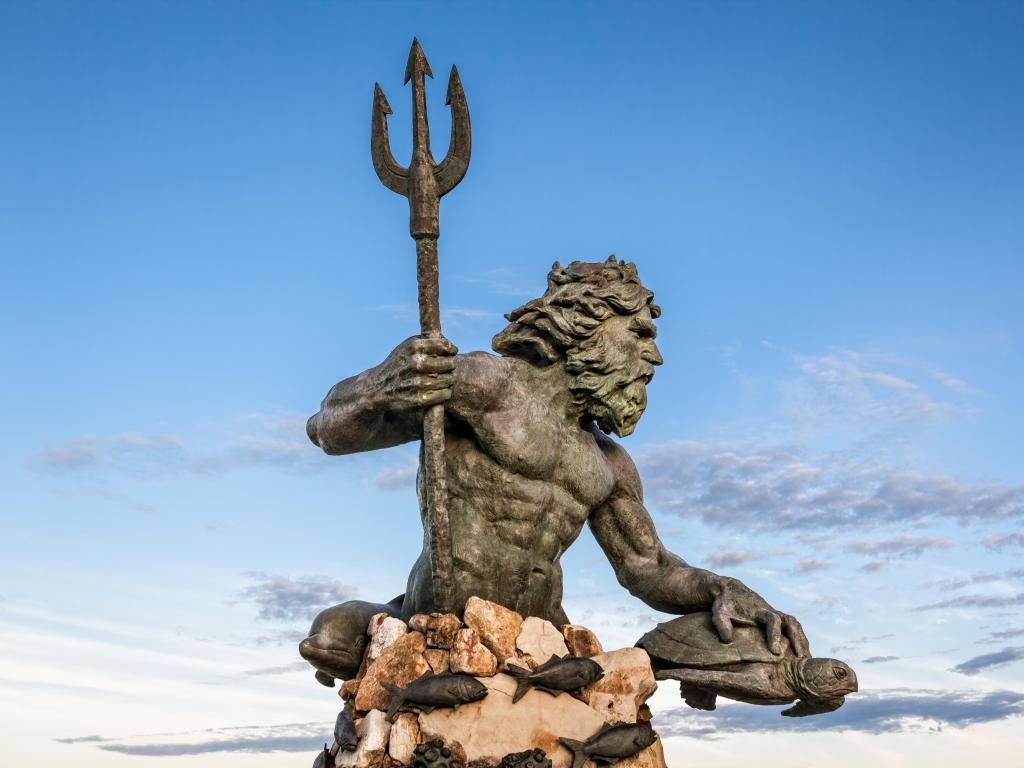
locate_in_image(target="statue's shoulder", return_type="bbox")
[589,425,643,501]
[452,351,514,409]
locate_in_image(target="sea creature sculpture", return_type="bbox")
[506,655,604,703]
[381,670,488,722]
[558,722,658,768]
[498,748,553,768]
[333,702,359,752]
[413,739,459,768]
[638,612,858,717]
[300,599,400,686]
[311,743,331,768]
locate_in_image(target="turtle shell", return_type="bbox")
[637,612,794,668]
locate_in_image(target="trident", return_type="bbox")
[371,38,470,614]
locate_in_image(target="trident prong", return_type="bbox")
[371,37,471,238]
[368,39,471,614]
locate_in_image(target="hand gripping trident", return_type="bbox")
[371,38,470,614]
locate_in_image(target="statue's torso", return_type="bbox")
[404,355,617,622]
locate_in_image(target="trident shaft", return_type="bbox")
[371,38,470,614]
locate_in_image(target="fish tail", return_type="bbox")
[558,737,586,768]
[512,677,532,703]
[381,682,404,723]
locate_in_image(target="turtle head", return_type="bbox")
[793,657,858,699]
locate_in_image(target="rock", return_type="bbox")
[615,736,667,768]
[449,628,498,676]
[367,612,392,637]
[418,673,606,768]
[408,613,464,649]
[515,617,569,668]
[367,618,409,663]
[423,649,450,675]
[464,596,524,661]
[581,648,657,724]
[355,631,431,713]
[387,713,420,766]
[336,709,391,768]
[426,613,463,649]
[408,614,431,634]
[560,625,602,658]
[340,678,361,700]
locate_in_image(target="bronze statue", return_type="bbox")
[301,39,809,686]
[641,613,858,717]
[507,655,605,703]
[558,722,658,768]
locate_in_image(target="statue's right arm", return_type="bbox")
[306,335,457,455]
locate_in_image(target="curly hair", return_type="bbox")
[491,255,660,366]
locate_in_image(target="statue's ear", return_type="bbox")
[781,696,844,718]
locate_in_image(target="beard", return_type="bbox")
[568,356,651,437]
[587,376,648,437]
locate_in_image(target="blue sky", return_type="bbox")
[2,1,1023,766]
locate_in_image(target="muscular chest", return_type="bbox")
[446,404,614,511]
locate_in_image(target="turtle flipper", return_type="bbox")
[656,667,779,703]
[680,685,717,711]
[782,696,845,717]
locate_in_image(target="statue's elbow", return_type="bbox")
[306,413,322,448]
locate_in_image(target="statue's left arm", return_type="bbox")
[588,431,810,656]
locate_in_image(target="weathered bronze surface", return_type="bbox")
[382,670,489,722]
[302,40,810,687]
[640,612,858,716]
[558,722,657,768]
[507,655,604,703]
[412,739,459,768]
[498,748,552,768]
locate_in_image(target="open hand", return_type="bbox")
[709,576,810,656]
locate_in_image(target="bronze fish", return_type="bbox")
[506,655,604,703]
[558,721,658,768]
[333,702,359,752]
[381,670,488,722]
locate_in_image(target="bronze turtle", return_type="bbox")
[638,612,857,717]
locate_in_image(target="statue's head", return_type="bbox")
[492,256,663,437]
[794,657,859,700]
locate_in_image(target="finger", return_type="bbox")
[411,353,457,374]
[417,389,452,406]
[783,615,811,657]
[412,336,458,356]
[711,607,734,643]
[759,611,784,655]
[410,375,454,392]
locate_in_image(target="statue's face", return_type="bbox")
[574,306,663,437]
[799,658,859,698]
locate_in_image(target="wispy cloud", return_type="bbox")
[914,593,1024,612]
[58,722,327,756]
[656,688,1024,737]
[863,655,900,664]
[638,440,1023,534]
[370,303,502,327]
[238,573,357,623]
[928,569,1024,591]
[951,647,1024,676]
[373,458,417,490]
[781,350,974,434]
[32,413,326,478]
[793,558,833,573]
[705,550,762,568]
[984,532,1024,550]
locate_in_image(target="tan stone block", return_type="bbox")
[515,616,569,668]
[355,631,430,713]
[449,628,498,676]
[561,624,603,658]
[463,596,524,661]
[387,713,420,766]
[423,648,450,674]
[583,648,657,724]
